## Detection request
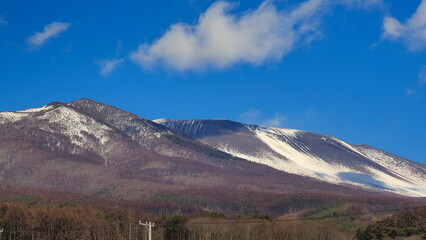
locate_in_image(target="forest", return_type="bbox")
[0,191,425,240]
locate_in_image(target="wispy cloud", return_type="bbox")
[0,15,8,27]
[130,0,326,72]
[96,59,124,76]
[263,113,287,127]
[238,108,286,127]
[381,0,426,51]
[27,22,70,49]
[238,108,262,125]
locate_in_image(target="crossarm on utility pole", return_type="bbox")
[139,220,155,240]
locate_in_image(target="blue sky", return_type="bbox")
[0,0,425,163]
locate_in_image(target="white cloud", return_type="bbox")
[382,16,404,40]
[382,0,426,51]
[130,0,326,72]
[419,65,426,84]
[96,59,124,76]
[27,22,70,49]
[0,15,8,27]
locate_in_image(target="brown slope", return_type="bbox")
[0,99,408,205]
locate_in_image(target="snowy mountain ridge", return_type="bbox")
[1,99,425,198]
[7,99,372,201]
[155,119,426,197]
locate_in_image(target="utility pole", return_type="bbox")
[139,221,154,240]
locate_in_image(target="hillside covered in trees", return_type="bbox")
[0,186,425,240]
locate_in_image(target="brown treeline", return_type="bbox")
[0,202,148,240]
[0,202,353,240]
[1,200,425,240]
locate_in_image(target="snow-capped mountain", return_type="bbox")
[155,119,426,197]
[3,99,372,200]
[0,99,236,166]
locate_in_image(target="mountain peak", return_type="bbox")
[68,98,135,119]
[45,101,67,108]
[70,98,104,107]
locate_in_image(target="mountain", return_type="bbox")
[1,99,377,207]
[155,119,426,197]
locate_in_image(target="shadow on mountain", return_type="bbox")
[338,172,394,191]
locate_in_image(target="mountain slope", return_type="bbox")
[354,144,426,188]
[155,119,426,197]
[1,99,380,204]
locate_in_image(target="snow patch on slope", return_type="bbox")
[252,128,426,196]
[254,127,350,183]
[218,143,285,168]
[18,105,53,113]
[0,112,29,124]
[365,166,426,197]
[330,136,365,156]
[154,119,168,125]
[355,146,426,196]
[0,105,54,124]
[39,106,112,146]
[211,125,426,196]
